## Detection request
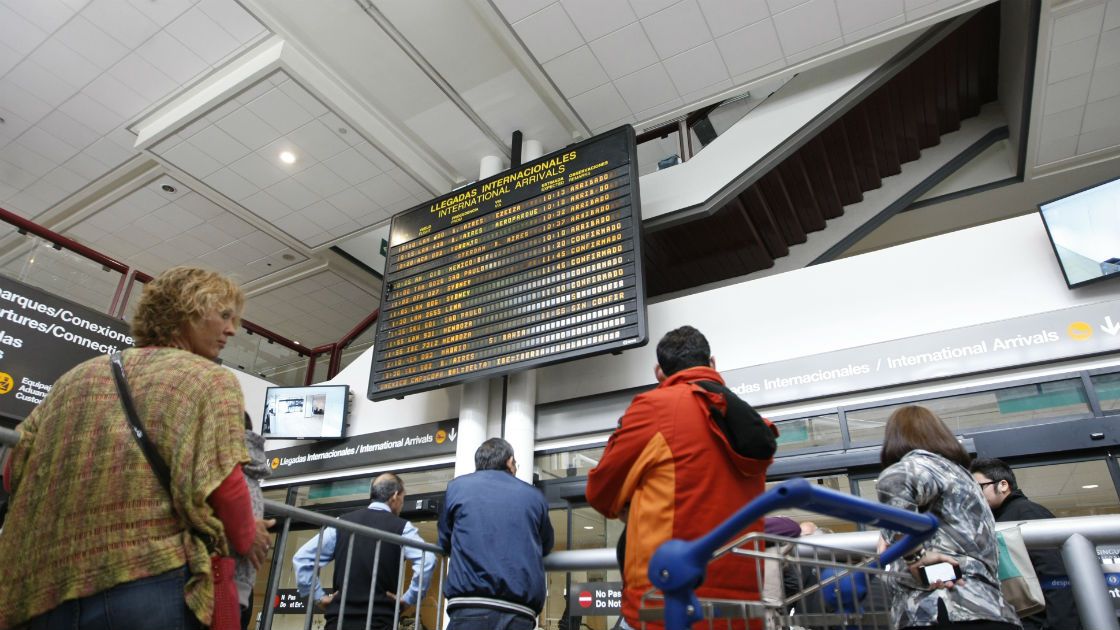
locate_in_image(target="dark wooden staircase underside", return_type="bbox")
[641,4,1001,298]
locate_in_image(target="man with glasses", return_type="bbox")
[439,438,554,629]
[971,458,1081,630]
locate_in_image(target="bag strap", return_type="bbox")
[111,351,173,494]
[110,351,215,552]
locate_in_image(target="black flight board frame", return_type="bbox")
[368,125,647,401]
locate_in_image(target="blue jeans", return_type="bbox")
[447,607,536,630]
[26,567,201,630]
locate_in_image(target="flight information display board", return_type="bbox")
[368,126,647,401]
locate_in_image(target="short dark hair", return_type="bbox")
[880,405,970,468]
[970,457,1018,491]
[370,473,404,503]
[475,437,514,472]
[656,326,711,377]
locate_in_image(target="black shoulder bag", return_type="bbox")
[109,352,240,629]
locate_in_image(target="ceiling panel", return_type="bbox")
[246,269,378,348]
[150,70,426,249]
[64,175,306,284]
[0,0,266,225]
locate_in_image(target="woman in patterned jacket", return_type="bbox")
[877,405,1020,630]
[0,267,273,630]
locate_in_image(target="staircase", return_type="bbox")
[641,3,1002,298]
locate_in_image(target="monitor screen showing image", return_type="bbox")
[262,384,349,440]
[1039,177,1120,289]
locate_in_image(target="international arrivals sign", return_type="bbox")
[0,274,133,421]
[722,298,1120,407]
[265,419,459,478]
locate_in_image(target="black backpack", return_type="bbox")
[694,380,777,461]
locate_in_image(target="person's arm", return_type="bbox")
[293,528,338,603]
[585,395,659,518]
[207,464,256,555]
[437,486,454,554]
[399,520,436,606]
[1,447,11,493]
[540,496,555,557]
[877,458,948,584]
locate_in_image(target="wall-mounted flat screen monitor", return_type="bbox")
[1039,177,1120,289]
[262,384,349,440]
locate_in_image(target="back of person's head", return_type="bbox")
[880,405,970,468]
[131,266,244,347]
[970,457,1018,491]
[474,437,514,472]
[370,473,404,503]
[656,325,711,377]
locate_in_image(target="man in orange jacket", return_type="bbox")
[587,326,778,629]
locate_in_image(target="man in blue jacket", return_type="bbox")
[439,437,554,629]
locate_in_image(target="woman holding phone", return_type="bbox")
[877,405,1020,630]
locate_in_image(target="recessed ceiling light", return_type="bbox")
[583,525,594,530]
[1082,484,1099,489]
[279,151,296,164]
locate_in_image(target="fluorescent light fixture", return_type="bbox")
[583,525,594,530]
[279,151,296,164]
[1082,484,1099,489]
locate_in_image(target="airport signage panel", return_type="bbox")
[0,274,133,421]
[265,419,458,478]
[569,582,623,615]
[723,299,1120,407]
[369,126,647,401]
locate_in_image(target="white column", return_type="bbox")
[454,154,506,478]
[455,379,490,477]
[503,139,543,483]
[505,371,537,483]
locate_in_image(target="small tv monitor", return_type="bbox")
[262,384,349,440]
[1039,177,1120,289]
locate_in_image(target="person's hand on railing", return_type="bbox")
[315,592,338,611]
[248,518,276,569]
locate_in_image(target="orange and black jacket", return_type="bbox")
[586,365,778,628]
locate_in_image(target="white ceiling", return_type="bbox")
[0,0,1117,378]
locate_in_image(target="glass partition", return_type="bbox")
[766,474,859,533]
[856,459,1120,519]
[846,378,1091,446]
[0,234,123,314]
[337,323,376,375]
[774,413,842,454]
[543,503,624,630]
[535,446,605,481]
[1092,372,1120,413]
[636,129,682,176]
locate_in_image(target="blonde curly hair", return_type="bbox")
[131,267,245,347]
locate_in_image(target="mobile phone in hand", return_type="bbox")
[919,561,963,586]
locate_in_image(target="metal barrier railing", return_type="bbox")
[261,499,446,630]
[4,424,1120,629]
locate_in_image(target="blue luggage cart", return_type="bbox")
[641,478,940,629]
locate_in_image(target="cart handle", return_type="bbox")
[648,477,939,629]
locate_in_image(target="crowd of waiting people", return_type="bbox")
[0,270,1086,630]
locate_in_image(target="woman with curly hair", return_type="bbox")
[0,267,272,629]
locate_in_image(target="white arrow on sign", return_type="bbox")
[448,428,457,442]
[1102,316,1120,336]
